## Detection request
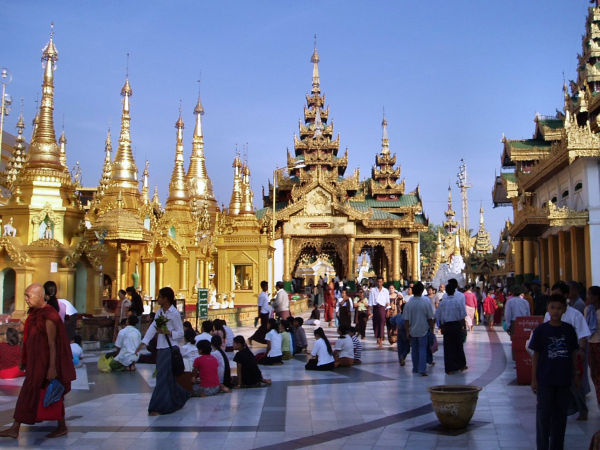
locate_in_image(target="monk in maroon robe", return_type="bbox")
[0,283,76,439]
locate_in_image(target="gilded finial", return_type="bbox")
[25,24,64,173]
[166,105,189,207]
[110,70,139,193]
[381,110,389,155]
[142,160,149,204]
[187,80,217,218]
[229,151,243,215]
[311,34,320,94]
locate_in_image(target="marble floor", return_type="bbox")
[0,316,598,449]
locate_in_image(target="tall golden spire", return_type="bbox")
[240,162,254,214]
[311,34,320,94]
[25,23,65,173]
[142,160,149,204]
[97,128,112,196]
[187,88,216,203]
[59,128,67,167]
[110,66,139,192]
[152,185,161,209]
[228,153,243,215]
[443,185,458,234]
[166,106,189,206]
[5,102,26,187]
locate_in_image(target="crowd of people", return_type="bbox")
[0,275,598,449]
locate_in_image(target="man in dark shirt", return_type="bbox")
[531,281,548,316]
[529,294,578,450]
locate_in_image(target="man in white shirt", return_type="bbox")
[195,320,214,344]
[368,276,390,348]
[111,315,142,371]
[504,286,531,336]
[249,281,271,345]
[273,281,290,320]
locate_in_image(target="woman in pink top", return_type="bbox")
[464,285,478,332]
[192,340,220,397]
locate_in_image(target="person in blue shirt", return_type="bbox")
[529,294,578,450]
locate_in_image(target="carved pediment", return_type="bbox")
[304,187,332,216]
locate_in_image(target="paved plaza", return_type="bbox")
[0,318,598,449]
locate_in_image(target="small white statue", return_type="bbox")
[210,292,221,309]
[3,217,16,237]
[228,292,235,309]
[220,293,229,309]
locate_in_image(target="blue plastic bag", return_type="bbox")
[43,379,65,407]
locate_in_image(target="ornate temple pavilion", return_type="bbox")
[257,45,428,290]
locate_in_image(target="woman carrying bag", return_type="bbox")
[136,287,189,415]
[0,284,76,439]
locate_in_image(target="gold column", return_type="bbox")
[181,258,189,291]
[523,239,533,275]
[539,238,548,286]
[513,239,523,276]
[142,260,150,296]
[411,241,419,281]
[198,259,205,289]
[156,258,166,289]
[392,239,401,281]
[283,237,291,282]
[585,225,592,288]
[347,237,355,281]
[570,228,578,283]
[547,234,557,286]
[558,231,568,281]
[204,260,210,289]
[116,242,122,292]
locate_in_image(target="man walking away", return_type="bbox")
[403,282,434,376]
[435,279,467,374]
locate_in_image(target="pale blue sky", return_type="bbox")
[0,0,593,240]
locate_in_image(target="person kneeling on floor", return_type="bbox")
[110,315,141,372]
[333,325,354,368]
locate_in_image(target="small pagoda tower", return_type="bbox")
[472,206,493,255]
[369,114,405,198]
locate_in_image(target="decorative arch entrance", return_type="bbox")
[292,240,345,287]
[357,243,390,281]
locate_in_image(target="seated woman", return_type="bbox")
[280,320,293,360]
[305,327,335,371]
[0,328,24,379]
[192,340,220,397]
[110,315,142,372]
[257,319,283,365]
[232,336,271,388]
[210,335,232,392]
[212,320,227,352]
[304,304,321,327]
[333,325,354,368]
[181,328,200,372]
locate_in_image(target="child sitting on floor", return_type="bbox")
[70,335,84,368]
[280,319,294,360]
[181,328,200,372]
[293,317,308,354]
[210,335,232,392]
[257,319,283,365]
[232,336,271,388]
[193,340,220,397]
[349,326,362,365]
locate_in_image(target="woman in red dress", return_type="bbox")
[324,281,336,327]
[0,283,76,439]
